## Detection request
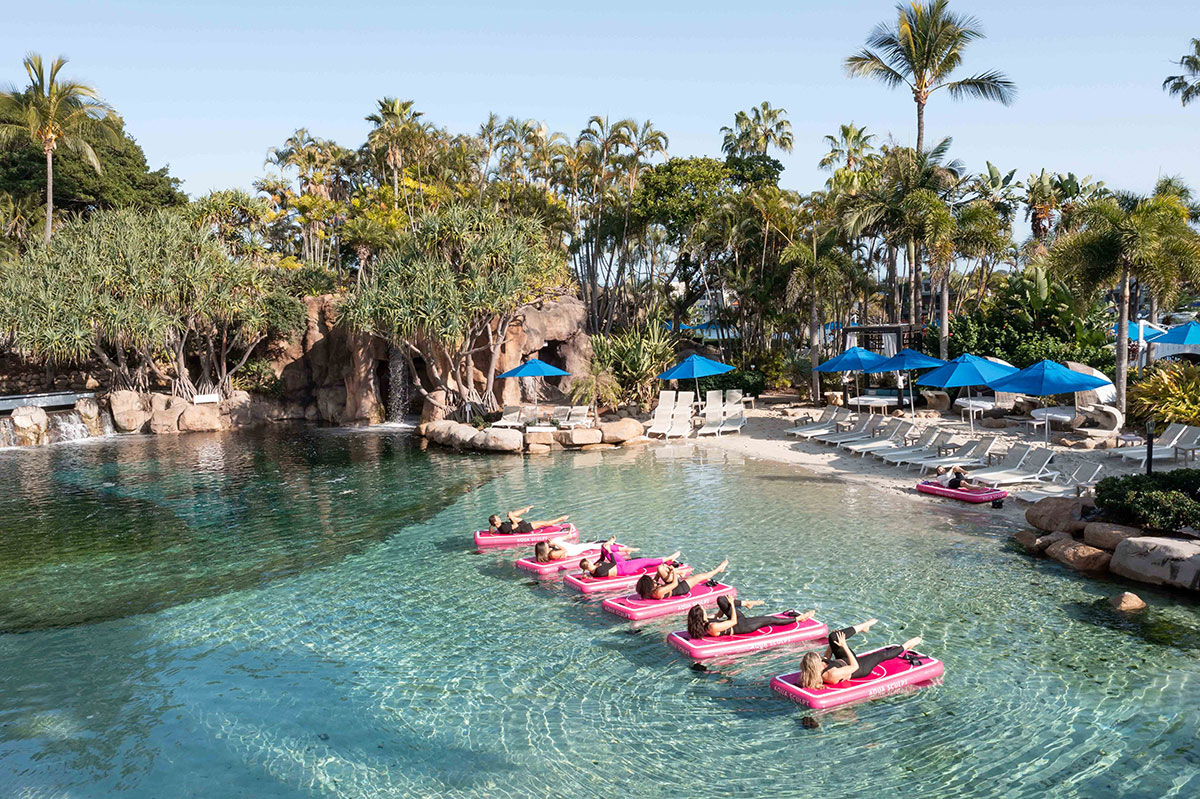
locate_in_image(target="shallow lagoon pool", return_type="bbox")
[1,430,1197,797]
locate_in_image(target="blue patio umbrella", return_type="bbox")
[917,353,1018,432]
[814,347,889,410]
[497,358,570,417]
[657,353,734,399]
[986,359,1112,442]
[1112,322,1163,342]
[863,348,947,412]
[1150,320,1200,345]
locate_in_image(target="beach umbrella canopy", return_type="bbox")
[986,359,1112,443]
[657,353,734,381]
[986,359,1111,396]
[916,353,1017,388]
[862,348,946,373]
[814,346,889,373]
[497,359,570,379]
[1112,323,1163,342]
[917,354,1018,432]
[1150,320,1200,345]
[862,348,947,413]
[497,359,570,418]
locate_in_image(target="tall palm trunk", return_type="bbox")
[1115,264,1130,413]
[915,99,926,154]
[907,240,919,324]
[938,276,950,359]
[43,144,54,245]
[809,291,821,404]
[1146,293,1159,366]
[887,246,899,323]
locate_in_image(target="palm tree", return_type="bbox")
[720,102,793,156]
[365,98,422,210]
[1045,194,1200,411]
[1163,38,1200,106]
[0,54,116,244]
[845,0,1015,153]
[819,123,876,172]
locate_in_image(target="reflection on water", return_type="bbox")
[0,427,507,632]
[0,435,1198,798]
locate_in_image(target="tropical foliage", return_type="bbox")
[1128,361,1200,425]
[1095,469,1200,532]
[0,208,304,397]
[341,204,567,417]
[590,325,677,407]
[1163,38,1200,106]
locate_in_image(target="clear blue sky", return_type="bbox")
[7,1,1199,202]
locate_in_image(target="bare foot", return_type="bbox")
[855,618,879,634]
[743,600,764,609]
[714,559,729,574]
[665,551,681,562]
[797,609,816,621]
[902,636,923,651]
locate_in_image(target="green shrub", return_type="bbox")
[592,325,677,406]
[278,263,340,297]
[1095,469,1200,532]
[696,368,766,397]
[1128,361,1200,426]
[231,358,282,396]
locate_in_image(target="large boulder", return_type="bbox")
[599,418,644,444]
[1083,522,1142,552]
[1110,537,1200,592]
[1045,539,1112,572]
[525,429,554,446]
[109,390,150,433]
[315,386,347,422]
[74,397,106,437]
[149,393,187,434]
[219,390,254,428]
[477,427,523,453]
[1109,592,1148,612]
[10,405,49,446]
[423,419,458,446]
[339,331,386,425]
[1026,496,1094,534]
[1014,529,1072,555]
[179,403,225,432]
[554,427,603,448]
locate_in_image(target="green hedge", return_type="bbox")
[1095,469,1200,532]
[694,368,767,397]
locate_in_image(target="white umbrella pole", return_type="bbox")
[968,385,974,433]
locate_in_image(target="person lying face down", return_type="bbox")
[686,596,814,639]
[634,559,728,600]
[797,619,924,688]
[576,537,680,578]
[487,505,569,534]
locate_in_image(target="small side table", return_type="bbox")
[1174,443,1200,464]
[1116,434,1145,448]
[1024,419,1048,438]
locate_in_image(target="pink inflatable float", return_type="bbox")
[602,581,736,621]
[564,562,692,594]
[770,648,944,709]
[473,523,577,550]
[667,616,829,660]
[514,546,603,575]
[916,481,1007,504]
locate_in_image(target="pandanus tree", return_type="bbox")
[1164,38,1200,106]
[845,0,1015,153]
[0,53,117,244]
[1045,194,1200,411]
[343,204,569,419]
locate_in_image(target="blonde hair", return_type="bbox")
[799,652,825,689]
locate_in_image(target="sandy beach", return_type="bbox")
[687,403,1153,526]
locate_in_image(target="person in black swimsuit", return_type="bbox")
[797,619,924,689]
[685,596,814,640]
[488,505,569,535]
[634,559,728,600]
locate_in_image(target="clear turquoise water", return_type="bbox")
[1,431,1198,798]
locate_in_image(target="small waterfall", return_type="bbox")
[98,407,115,436]
[387,347,411,422]
[0,417,14,448]
[46,410,93,444]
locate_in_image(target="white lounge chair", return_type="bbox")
[657,390,677,413]
[973,448,1059,487]
[889,433,959,466]
[549,406,571,426]
[493,406,525,429]
[846,421,915,456]
[696,402,725,436]
[1113,423,1188,467]
[559,406,593,429]
[839,418,902,450]
[676,391,695,411]
[963,444,1032,481]
[703,390,723,413]
[915,438,997,473]
[725,389,744,410]
[815,415,882,445]
[720,406,746,435]
[808,413,868,443]
[875,427,938,461]
[665,408,694,439]
[1015,463,1104,502]
[785,407,837,437]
